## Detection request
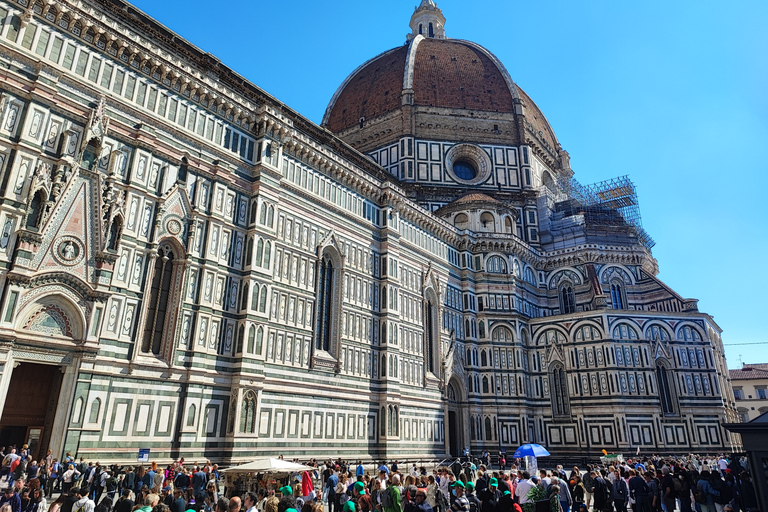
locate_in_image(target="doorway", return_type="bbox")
[0,363,63,460]
[448,410,459,457]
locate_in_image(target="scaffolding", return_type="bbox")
[549,175,655,250]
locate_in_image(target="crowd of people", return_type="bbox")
[0,447,759,512]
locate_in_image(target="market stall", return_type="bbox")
[221,458,315,498]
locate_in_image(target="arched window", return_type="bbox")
[504,217,513,233]
[255,239,264,266]
[315,252,338,352]
[656,362,676,415]
[240,390,257,434]
[677,326,702,341]
[81,138,99,170]
[481,350,488,367]
[251,284,260,311]
[454,213,469,230]
[479,321,486,339]
[247,325,256,354]
[245,237,253,266]
[263,241,272,267]
[236,325,245,354]
[107,216,123,251]
[646,325,670,342]
[486,255,508,274]
[259,203,267,224]
[482,376,489,394]
[419,23,423,35]
[255,326,264,355]
[524,267,536,285]
[484,417,492,440]
[259,287,268,312]
[26,189,46,229]
[187,404,196,427]
[267,205,275,227]
[250,202,258,225]
[610,281,625,309]
[424,293,438,374]
[559,284,575,314]
[88,398,101,423]
[240,283,249,311]
[574,325,602,341]
[549,363,570,418]
[428,22,434,38]
[613,324,639,340]
[480,212,494,231]
[142,244,179,356]
[492,326,514,343]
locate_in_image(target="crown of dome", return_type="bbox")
[321,4,562,166]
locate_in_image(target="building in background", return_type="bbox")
[730,364,768,422]
[0,0,738,463]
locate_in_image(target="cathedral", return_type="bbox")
[0,0,739,463]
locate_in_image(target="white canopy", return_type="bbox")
[221,458,314,473]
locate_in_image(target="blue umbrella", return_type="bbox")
[512,443,551,458]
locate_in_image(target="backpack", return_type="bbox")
[694,484,707,505]
[614,481,627,501]
[710,479,731,505]
[672,477,682,493]
[380,486,394,509]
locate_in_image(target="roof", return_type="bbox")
[729,364,768,381]
[452,192,499,204]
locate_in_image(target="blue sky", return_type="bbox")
[129,0,768,368]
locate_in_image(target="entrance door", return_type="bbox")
[448,410,459,457]
[0,363,63,460]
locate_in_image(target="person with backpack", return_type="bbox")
[643,472,661,512]
[709,472,732,512]
[380,474,402,512]
[628,470,650,512]
[696,467,717,512]
[660,468,676,512]
[592,471,612,512]
[612,470,629,512]
[463,483,479,512]
[71,487,95,512]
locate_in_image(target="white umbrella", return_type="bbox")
[221,458,314,473]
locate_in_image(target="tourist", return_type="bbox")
[71,487,95,512]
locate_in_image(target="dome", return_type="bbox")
[322,5,563,168]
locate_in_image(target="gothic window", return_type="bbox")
[267,205,275,227]
[263,241,272,267]
[107,216,123,251]
[240,390,257,434]
[141,243,179,356]
[315,250,340,353]
[255,238,264,265]
[251,284,259,311]
[259,203,267,224]
[482,376,489,394]
[610,280,625,309]
[646,325,670,342]
[479,321,486,338]
[612,324,639,340]
[524,267,536,285]
[484,417,492,440]
[236,324,244,354]
[504,216,514,233]
[677,326,702,341]
[492,326,514,343]
[247,325,255,354]
[486,255,507,274]
[240,283,249,311]
[255,326,264,354]
[26,189,46,229]
[81,138,99,170]
[559,284,575,314]
[428,22,434,38]
[655,361,676,415]
[481,350,487,367]
[88,398,101,423]
[259,287,268,313]
[419,23,423,35]
[250,201,258,225]
[549,363,570,418]
[245,237,253,266]
[187,404,196,427]
[424,291,438,374]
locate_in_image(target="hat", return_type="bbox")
[451,481,465,488]
[531,476,539,484]
[465,482,474,492]
[280,485,293,496]
[163,487,171,492]
[503,491,511,496]
[285,509,299,512]
[354,481,366,495]
[339,493,349,503]
[489,478,498,486]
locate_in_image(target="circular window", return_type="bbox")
[453,160,477,181]
[444,144,492,185]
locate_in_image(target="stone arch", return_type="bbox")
[547,268,584,289]
[598,265,635,285]
[17,291,87,340]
